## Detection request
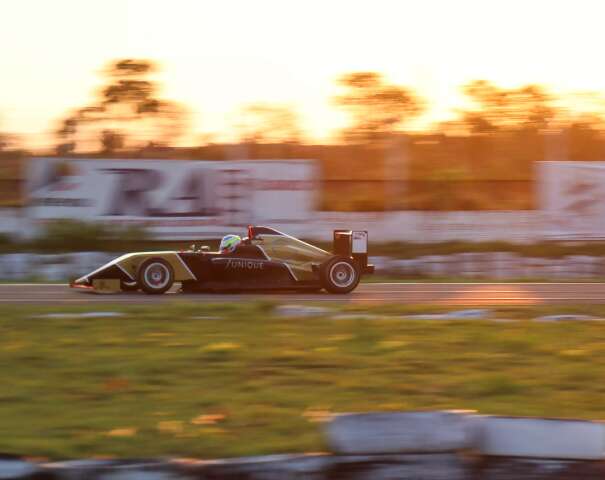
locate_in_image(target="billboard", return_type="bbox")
[539,161,605,240]
[23,158,603,243]
[26,158,318,239]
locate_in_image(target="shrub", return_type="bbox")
[0,233,15,252]
[30,220,150,253]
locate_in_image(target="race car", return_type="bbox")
[70,226,374,294]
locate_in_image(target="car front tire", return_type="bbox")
[138,258,174,295]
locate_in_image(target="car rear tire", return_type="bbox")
[138,258,174,295]
[320,256,360,294]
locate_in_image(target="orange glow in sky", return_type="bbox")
[2,0,605,146]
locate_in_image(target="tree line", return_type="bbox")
[3,58,604,155]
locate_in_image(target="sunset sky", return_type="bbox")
[2,0,605,146]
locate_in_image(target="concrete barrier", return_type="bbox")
[477,416,605,460]
[5,412,605,478]
[0,254,32,280]
[274,305,333,317]
[0,456,39,479]
[44,459,181,480]
[326,411,478,455]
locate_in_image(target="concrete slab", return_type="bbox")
[478,416,605,460]
[326,411,478,455]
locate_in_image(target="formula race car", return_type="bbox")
[71,226,374,294]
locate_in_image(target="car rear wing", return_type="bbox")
[333,230,375,274]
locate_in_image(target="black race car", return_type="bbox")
[71,226,374,294]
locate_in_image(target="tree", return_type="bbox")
[460,80,554,133]
[0,133,15,152]
[236,104,302,144]
[55,59,188,154]
[0,116,19,152]
[100,129,125,154]
[334,72,423,143]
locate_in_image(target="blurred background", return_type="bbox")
[3,0,605,279]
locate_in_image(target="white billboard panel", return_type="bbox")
[26,158,318,239]
[539,161,605,239]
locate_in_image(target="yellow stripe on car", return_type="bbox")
[116,252,197,282]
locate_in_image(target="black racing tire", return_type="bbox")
[137,258,174,295]
[120,280,139,292]
[320,256,360,294]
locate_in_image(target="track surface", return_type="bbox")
[0,283,604,305]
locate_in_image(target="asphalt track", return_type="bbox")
[0,283,605,305]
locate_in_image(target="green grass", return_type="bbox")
[2,302,605,459]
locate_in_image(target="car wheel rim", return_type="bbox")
[330,262,356,288]
[145,263,170,289]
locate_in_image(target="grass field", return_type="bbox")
[2,302,605,459]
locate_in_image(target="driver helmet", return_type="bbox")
[219,234,242,253]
